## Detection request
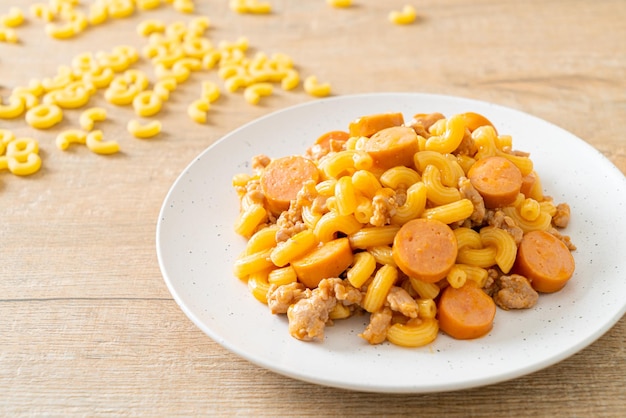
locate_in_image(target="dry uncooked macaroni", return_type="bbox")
[232,111,576,348]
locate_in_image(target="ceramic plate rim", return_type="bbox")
[156,92,626,393]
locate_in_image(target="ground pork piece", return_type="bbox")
[267,282,311,314]
[370,188,397,226]
[251,154,271,174]
[482,268,500,297]
[359,306,393,345]
[386,286,419,318]
[408,112,445,137]
[459,176,486,224]
[306,137,345,161]
[548,227,577,251]
[493,274,538,310]
[275,180,318,242]
[332,279,363,305]
[275,206,306,242]
[286,278,339,342]
[552,202,571,228]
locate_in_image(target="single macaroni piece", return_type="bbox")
[107,0,135,19]
[201,81,221,103]
[362,264,397,313]
[247,271,270,304]
[88,2,108,25]
[446,265,467,288]
[85,130,120,155]
[96,50,134,72]
[25,104,63,129]
[303,75,331,97]
[1,7,24,27]
[386,319,438,348]
[136,0,162,11]
[388,5,417,25]
[409,277,440,299]
[82,66,115,89]
[422,164,461,205]
[132,91,163,117]
[45,21,79,39]
[0,27,19,43]
[155,63,190,83]
[154,77,178,101]
[127,119,162,139]
[479,226,517,273]
[0,96,25,119]
[80,107,107,131]
[456,264,489,287]
[421,198,474,224]
[280,68,300,91]
[270,229,318,267]
[56,129,87,150]
[326,0,352,7]
[313,211,361,243]
[4,137,42,176]
[348,225,400,249]
[243,82,273,105]
[187,99,211,123]
[173,0,194,13]
[229,0,272,14]
[243,225,278,255]
[137,19,166,36]
[346,251,376,288]
[267,266,297,286]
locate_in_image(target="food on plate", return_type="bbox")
[232,110,576,347]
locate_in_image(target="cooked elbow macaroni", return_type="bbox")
[232,111,576,348]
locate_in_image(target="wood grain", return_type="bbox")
[1,0,624,416]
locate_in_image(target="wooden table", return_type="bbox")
[2,0,625,415]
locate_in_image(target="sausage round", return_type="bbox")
[438,281,496,340]
[348,112,405,138]
[514,230,575,293]
[363,126,419,170]
[392,218,458,283]
[468,155,523,208]
[260,155,319,214]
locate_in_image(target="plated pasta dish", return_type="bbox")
[231,110,576,347]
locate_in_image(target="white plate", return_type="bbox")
[156,93,626,393]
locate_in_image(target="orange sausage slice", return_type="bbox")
[392,218,458,283]
[438,280,496,340]
[363,126,419,170]
[291,238,354,289]
[348,112,405,138]
[514,230,575,293]
[260,155,319,214]
[467,155,523,208]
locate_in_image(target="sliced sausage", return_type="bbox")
[514,230,575,293]
[437,280,496,340]
[363,126,419,170]
[260,155,319,214]
[291,237,354,289]
[467,155,523,208]
[392,218,457,283]
[348,112,405,138]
